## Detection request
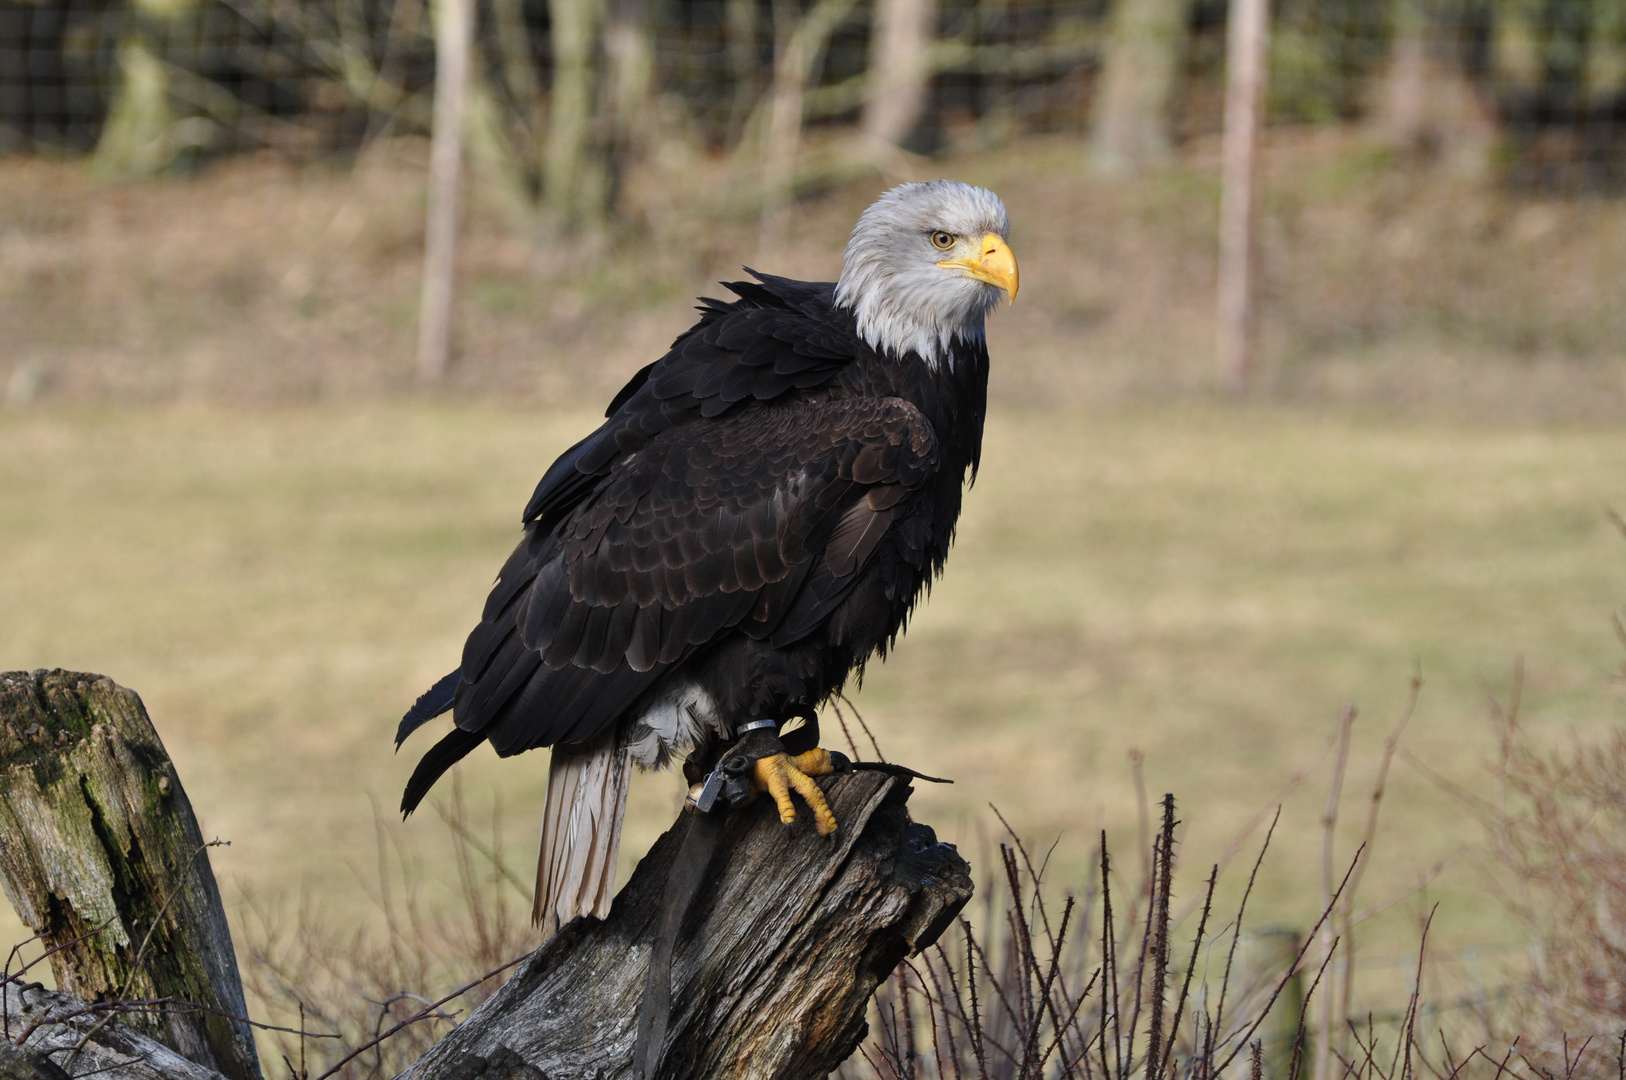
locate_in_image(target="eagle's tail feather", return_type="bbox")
[400,725,483,816]
[533,734,633,934]
[397,671,461,747]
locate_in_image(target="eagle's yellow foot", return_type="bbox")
[752,750,839,836]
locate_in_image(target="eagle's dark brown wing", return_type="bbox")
[472,397,936,753]
[398,277,940,814]
[520,273,859,535]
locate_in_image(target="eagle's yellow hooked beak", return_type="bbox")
[937,233,1019,304]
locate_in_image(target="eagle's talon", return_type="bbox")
[752,751,839,837]
[789,748,841,777]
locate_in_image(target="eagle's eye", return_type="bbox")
[929,231,956,251]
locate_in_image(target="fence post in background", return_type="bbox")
[1216,0,1269,393]
[1237,927,1306,1079]
[862,0,937,156]
[417,0,474,382]
[1088,0,1188,173]
[758,0,861,259]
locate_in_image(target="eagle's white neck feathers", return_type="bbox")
[834,180,1011,367]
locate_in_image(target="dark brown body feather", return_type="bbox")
[399,271,989,812]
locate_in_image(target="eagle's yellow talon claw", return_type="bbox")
[752,751,839,836]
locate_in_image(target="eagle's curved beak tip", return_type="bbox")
[984,233,1019,305]
[939,233,1019,305]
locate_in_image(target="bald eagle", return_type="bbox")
[397,180,1018,933]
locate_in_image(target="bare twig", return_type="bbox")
[309,952,529,1080]
[835,694,886,763]
[1336,671,1421,1064]
[1215,845,1362,1076]
[1214,809,1279,1049]
[1314,704,1356,1080]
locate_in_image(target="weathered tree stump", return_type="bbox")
[0,980,229,1080]
[0,672,972,1080]
[0,671,260,1080]
[399,771,972,1080]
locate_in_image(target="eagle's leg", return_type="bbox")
[752,751,840,836]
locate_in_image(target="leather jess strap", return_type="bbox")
[633,729,783,1079]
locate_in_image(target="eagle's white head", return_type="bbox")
[834,180,1018,367]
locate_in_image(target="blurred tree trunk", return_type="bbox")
[1381,0,1428,148]
[1088,0,1188,173]
[726,0,760,139]
[493,0,544,133]
[546,0,609,232]
[861,0,936,154]
[1378,0,1496,175]
[1494,0,1542,93]
[603,0,655,216]
[465,76,544,224]
[1589,1,1626,107]
[94,0,191,175]
[759,0,861,257]
[1535,0,1589,119]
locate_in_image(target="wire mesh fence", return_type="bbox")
[5,0,1626,193]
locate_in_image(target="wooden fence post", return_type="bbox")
[0,671,260,1080]
[417,0,474,382]
[1216,0,1270,392]
[1237,926,1306,1080]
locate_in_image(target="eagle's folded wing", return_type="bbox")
[459,396,938,758]
[521,276,854,532]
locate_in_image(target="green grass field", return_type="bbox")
[3,399,1622,1013]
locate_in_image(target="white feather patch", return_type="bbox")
[626,682,720,769]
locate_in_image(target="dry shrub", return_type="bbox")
[1450,521,1626,1075]
[237,780,534,1080]
[15,681,1599,1079]
[0,752,1529,1080]
[836,682,1622,1080]
[835,795,1372,1080]
[1483,681,1626,1069]
[228,693,1468,1080]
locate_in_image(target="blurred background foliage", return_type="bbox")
[6,0,1626,191]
